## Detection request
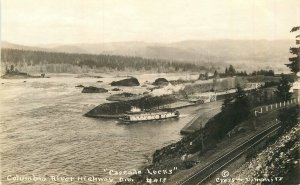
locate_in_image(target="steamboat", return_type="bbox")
[120,106,180,123]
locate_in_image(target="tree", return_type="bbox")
[218,86,251,137]
[268,70,274,76]
[286,26,300,74]
[228,65,236,76]
[275,74,293,101]
[10,64,14,72]
[277,106,299,134]
[5,65,9,74]
[221,97,233,113]
[214,70,218,77]
[219,98,235,138]
[204,72,209,80]
[249,87,264,107]
[1,48,209,74]
[233,85,251,122]
[286,56,300,74]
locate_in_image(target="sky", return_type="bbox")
[1,0,300,45]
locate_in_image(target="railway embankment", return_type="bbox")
[116,101,298,185]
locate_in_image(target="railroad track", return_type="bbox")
[178,120,280,185]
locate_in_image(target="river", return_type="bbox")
[0,73,199,185]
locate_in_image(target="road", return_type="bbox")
[180,101,222,134]
[178,120,280,185]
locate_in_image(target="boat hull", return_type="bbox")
[119,111,180,123]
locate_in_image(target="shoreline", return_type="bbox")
[116,103,298,185]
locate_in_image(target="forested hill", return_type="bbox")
[1,48,209,74]
[2,40,293,73]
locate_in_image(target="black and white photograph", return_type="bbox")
[0,0,299,184]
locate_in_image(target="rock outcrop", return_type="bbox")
[111,88,121,91]
[84,94,177,117]
[81,86,108,93]
[152,78,169,86]
[75,84,84,88]
[75,74,103,78]
[111,77,140,86]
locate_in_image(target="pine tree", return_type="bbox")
[286,26,300,74]
[214,70,218,77]
[275,74,293,101]
[218,86,251,137]
[233,85,251,122]
[225,67,228,76]
[228,65,236,76]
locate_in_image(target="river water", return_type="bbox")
[0,73,199,185]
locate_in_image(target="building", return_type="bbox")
[246,82,265,89]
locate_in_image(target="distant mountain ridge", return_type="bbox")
[1,40,293,72]
[2,41,47,51]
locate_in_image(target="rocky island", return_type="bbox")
[1,65,47,79]
[84,94,177,118]
[111,77,140,86]
[152,78,169,86]
[81,86,108,93]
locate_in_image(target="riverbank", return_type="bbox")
[115,104,292,185]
